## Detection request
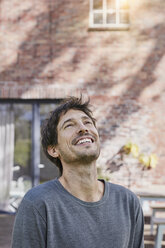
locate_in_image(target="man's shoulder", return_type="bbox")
[15,179,62,221]
[23,179,59,204]
[106,181,140,203]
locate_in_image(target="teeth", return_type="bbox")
[77,138,92,145]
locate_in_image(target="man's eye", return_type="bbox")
[85,121,92,125]
[65,124,73,128]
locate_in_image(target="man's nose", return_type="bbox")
[77,123,88,135]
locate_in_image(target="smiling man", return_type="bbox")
[12,96,144,248]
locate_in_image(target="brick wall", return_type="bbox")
[0,0,165,187]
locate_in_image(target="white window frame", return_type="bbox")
[89,0,130,30]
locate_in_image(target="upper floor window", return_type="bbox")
[89,0,130,30]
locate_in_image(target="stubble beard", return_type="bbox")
[59,145,100,165]
[75,149,100,164]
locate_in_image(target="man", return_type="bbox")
[12,96,144,248]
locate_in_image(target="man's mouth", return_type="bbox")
[73,136,94,145]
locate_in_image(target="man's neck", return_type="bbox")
[58,162,104,202]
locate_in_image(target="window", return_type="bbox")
[0,100,62,211]
[0,100,61,189]
[89,0,130,30]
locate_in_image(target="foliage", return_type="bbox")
[105,141,158,187]
[14,139,31,168]
[123,142,158,169]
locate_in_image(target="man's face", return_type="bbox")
[55,109,100,165]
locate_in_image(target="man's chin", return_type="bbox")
[75,151,100,164]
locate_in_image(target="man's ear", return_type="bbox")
[47,146,59,158]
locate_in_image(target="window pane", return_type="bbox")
[94,13,103,24]
[119,0,129,10]
[93,0,103,10]
[0,104,15,209]
[107,0,116,9]
[14,104,32,181]
[107,13,116,24]
[120,12,129,24]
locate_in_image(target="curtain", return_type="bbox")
[0,104,15,211]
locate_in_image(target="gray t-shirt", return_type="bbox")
[12,179,144,248]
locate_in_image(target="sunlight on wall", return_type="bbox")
[0,0,48,70]
[119,0,129,8]
[139,55,165,102]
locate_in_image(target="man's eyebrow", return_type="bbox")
[82,116,92,121]
[60,116,92,129]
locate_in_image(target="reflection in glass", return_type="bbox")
[93,0,103,9]
[0,104,14,210]
[107,13,116,24]
[107,0,116,9]
[14,104,32,181]
[94,13,103,24]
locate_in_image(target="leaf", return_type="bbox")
[131,144,139,158]
[139,154,150,167]
[149,154,158,168]
[123,142,132,154]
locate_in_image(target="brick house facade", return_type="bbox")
[0,0,165,188]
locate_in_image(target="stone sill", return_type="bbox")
[88,26,130,31]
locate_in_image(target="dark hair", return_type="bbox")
[41,96,96,175]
